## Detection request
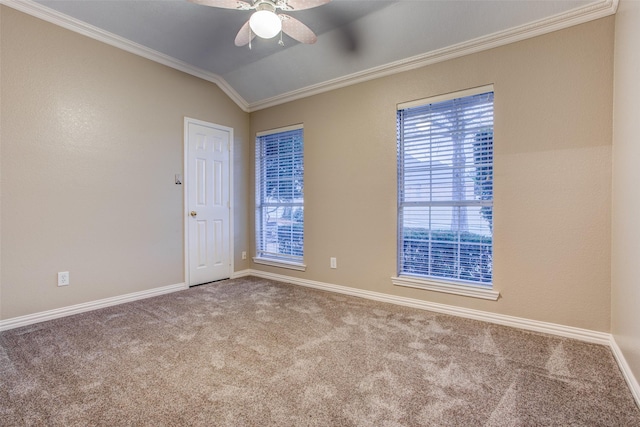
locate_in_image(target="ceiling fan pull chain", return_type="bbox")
[278,30,284,47]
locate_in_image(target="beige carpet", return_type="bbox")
[1,276,638,426]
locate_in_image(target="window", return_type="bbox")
[254,125,305,270]
[393,86,498,300]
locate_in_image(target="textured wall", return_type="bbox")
[612,0,640,389]
[0,6,617,334]
[0,7,250,319]
[250,17,614,332]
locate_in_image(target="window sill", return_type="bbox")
[253,257,307,272]
[391,275,499,301]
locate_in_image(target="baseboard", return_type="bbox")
[5,271,636,407]
[238,269,611,345]
[610,336,640,407]
[0,282,187,332]
[239,268,640,405]
[230,269,253,279]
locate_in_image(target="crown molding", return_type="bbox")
[0,0,251,112]
[247,0,618,111]
[1,0,617,113]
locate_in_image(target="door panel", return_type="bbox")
[213,219,223,266]
[196,220,208,268]
[187,120,231,285]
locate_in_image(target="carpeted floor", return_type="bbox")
[0,276,638,426]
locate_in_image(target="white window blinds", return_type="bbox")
[255,125,304,263]
[397,87,494,286]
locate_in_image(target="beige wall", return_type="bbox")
[612,0,640,385]
[250,17,614,332]
[0,7,251,320]
[0,6,617,335]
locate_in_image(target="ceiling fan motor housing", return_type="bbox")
[253,0,277,13]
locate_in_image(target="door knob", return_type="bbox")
[190,211,197,217]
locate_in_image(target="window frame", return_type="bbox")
[392,85,499,301]
[254,124,306,271]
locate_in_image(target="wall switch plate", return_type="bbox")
[242,251,247,260]
[330,257,337,269]
[58,271,70,286]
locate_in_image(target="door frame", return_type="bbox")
[183,117,234,287]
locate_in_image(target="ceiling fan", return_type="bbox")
[188,0,331,47]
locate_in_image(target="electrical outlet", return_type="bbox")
[330,257,337,269]
[58,271,70,287]
[242,251,247,260]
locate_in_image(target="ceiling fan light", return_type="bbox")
[249,10,282,39]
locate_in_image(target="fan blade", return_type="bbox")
[234,20,255,46]
[280,0,331,11]
[188,0,252,10]
[280,14,317,44]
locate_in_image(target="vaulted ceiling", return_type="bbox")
[8,0,617,111]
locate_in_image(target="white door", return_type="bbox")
[185,118,232,286]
